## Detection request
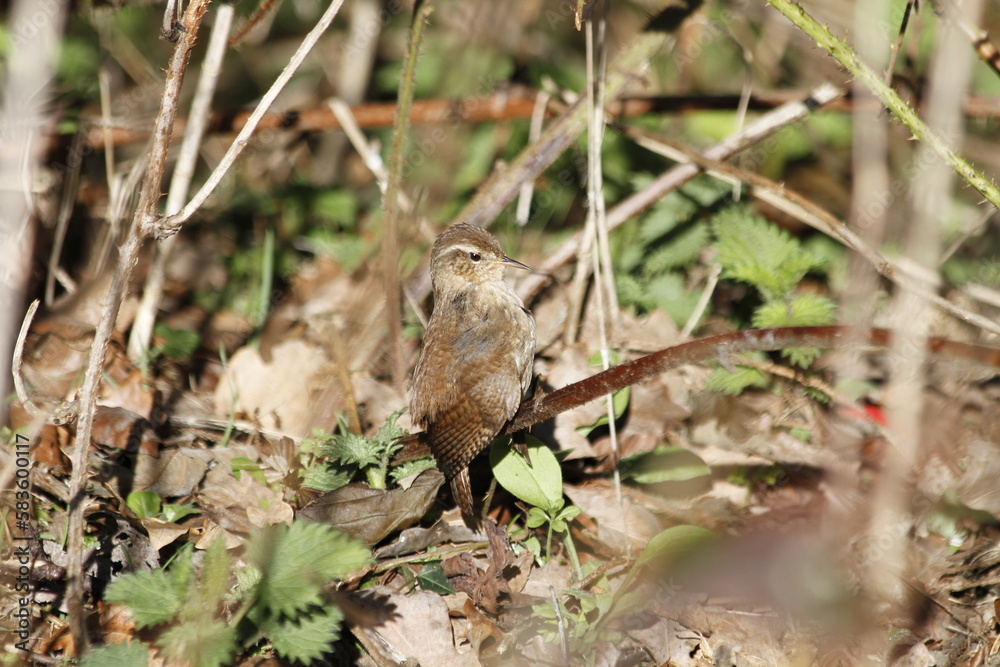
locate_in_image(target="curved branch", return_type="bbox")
[505,326,1000,433]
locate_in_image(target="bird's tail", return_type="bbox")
[450,468,477,524]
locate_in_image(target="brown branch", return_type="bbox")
[393,326,1000,463]
[63,0,211,650]
[622,126,1000,338]
[75,90,1000,152]
[506,326,1000,433]
[516,83,845,304]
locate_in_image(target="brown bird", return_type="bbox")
[410,223,536,521]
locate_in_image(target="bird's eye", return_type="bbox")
[469,252,481,262]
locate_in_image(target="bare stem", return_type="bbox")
[517,84,844,304]
[158,0,347,234]
[766,0,1000,210]
[383,0,434,391]
[64,0,210,648]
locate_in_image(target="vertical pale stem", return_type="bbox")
[874,0,983,639]
[128,3,236,362]
[383,0,434,391]
[0,0,68,425]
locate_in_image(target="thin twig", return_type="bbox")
[128,2,236,362]
[158,0,348,234]
[766,0,1000,210]
[383,0,434,392]
[550,586,569,666]
[885,0,917,82]
[517,84,845,304]
[12,300,41,416]
[77,88,1000,152]
[504,326,1000,436]
[583,1,624,521]
[64,0,212,649]
[45,132,85,306]
[680,261,721,339]
[515,90,550,226]
[625,127,1000,338]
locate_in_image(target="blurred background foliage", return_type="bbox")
[9,0,1000,331]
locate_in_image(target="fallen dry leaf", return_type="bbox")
[362,586,480,666]
[214,338,334,438]
[298,469,444,545]
[564,482,662,554]
[138,517,189,551]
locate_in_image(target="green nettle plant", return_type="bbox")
[707,205,838,395]
[300,408,435,493]
[97,521,370,667]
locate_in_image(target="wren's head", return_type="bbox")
[429,223,529,292]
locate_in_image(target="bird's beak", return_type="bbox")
[500,255,530,271]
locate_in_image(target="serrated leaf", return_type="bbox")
[198,538,232,612]
[490,436,563,512]
[619,446,710,484]
[153,324,200,361]
[321,410,406,471]
[705,365,768,395]
[642,224,710,275]
[303,462,354,492]
[416,561,456,594]
[389,457,437,484]
[104,570,183,628]
[246,521,371,617]
[713,207,824,302]
[751,294,836,329]
[79,641,149,667]
[156,619,237,667]
[267,606,344,664]
[126,491,161,519]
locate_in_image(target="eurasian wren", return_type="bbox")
[410,223,536,520]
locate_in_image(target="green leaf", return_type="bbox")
[525,507,548,529]
[490,436,563,512]
[642,224,711,275]
[267,606,345,664]
[126,491,161,519]
[635,525,716,571]
[152,324,201,361]
[576,386,630,436]
[246,521,371,617]
[751,294,836,329]
[79,642,149,667]
[231,457,267,485]
[321,409,405,471]
[755,294,837,369]
[389,457,437,484]
[312,189,357,225]
[705,365,768,395]
[161,503,200,523]
[197,538,232,613]
[104,569,183,628]
[618,446,711,484]
[156,619,237,667]
[303,463,355,492]
[416,562,456,594]
[713,207,825,302]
